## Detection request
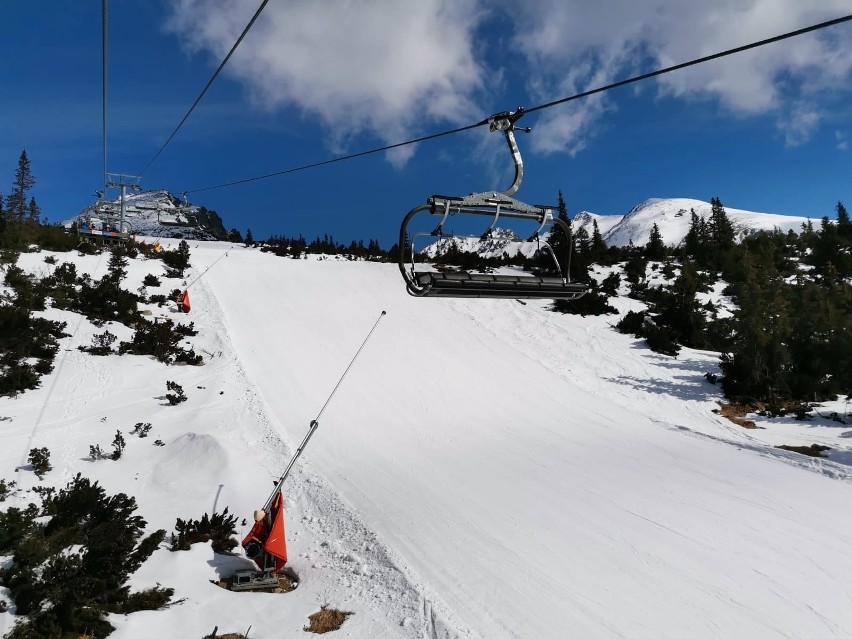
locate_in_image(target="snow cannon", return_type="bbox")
[176,289,191,313]
[236,311,387,589]
[241,490,288,574]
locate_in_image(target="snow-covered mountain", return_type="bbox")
[573,197,816,248]
[423,198,818,257]
[63,189,224,241]
[420,227,541,260]
[3,241,851,638]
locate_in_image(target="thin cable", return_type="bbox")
[315,310,387,423]
[185,13,851,195]
[525,13,852,115]
[102,0,108,194]
[185,122,482,194]
[184,248,230,290]
[262,309,388,509]
[138,0,273,178]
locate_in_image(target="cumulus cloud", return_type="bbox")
[164,0,852,161]
[778,106,820,147]
[506,0,852,152]
[165,0,487,165]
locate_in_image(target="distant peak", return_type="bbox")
[628,198,665,214]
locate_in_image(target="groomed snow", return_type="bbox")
[2,240,851,638]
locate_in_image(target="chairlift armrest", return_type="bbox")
[430,194,464,203]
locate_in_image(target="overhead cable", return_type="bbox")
[185,13,852,195]
[185,122,483,194]
[102,0,108,193]
[524,13,852,115]
[137,0,273,178]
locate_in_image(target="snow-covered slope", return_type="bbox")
[574,197,815,248]
[2,242,852,638]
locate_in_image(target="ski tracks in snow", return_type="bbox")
[19,252,110,473]
[455,298,852,485]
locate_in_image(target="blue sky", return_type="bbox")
[2,0,851,249]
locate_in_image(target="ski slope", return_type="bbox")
[2,241,852,638]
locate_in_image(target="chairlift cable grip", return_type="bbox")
[263,310,387,510]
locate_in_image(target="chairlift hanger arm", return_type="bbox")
[487,107,530,197]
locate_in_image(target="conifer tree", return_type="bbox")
[107,246,129,282]
[590,219,607,261]
[645,222,667,261]
[709,197,735,252]
[683,209,703,260]
[27,196,41,223]
[175,239,191,272]
[7,150,35,219]
[655,262,706,348]
[836,201,850,239]
[548,190,572,275]
[720,276,791,403]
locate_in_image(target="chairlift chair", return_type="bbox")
[399,107,588,300]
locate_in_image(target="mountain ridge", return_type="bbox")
[422,197,819,257]
[574,197,816,248]
[63,189,228,241]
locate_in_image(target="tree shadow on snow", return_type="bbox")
[605,373,716,402]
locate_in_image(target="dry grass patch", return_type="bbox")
[776,444,831,458]
[715,402,761,429]
[304,606,353,634]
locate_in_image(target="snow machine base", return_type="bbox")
[225,567,299,593]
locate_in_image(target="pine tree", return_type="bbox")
[645,222,666,261]
[7,150,35,219]
[590,219,607,261]
[175,239,191,272]
[720,275,791,403]
[655,262,706,348]
[107,246,129,282]
[709,197,735,252]
[27,196,41,223]
[836,201,850,239]
[245,228,254,246]
[548,190,572,275]
[683,209,702,260]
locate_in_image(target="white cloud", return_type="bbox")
[778,106,820,147]
[503,0,852,153]
[164,0,852,161]
[165,0,487,165]
[837,131,849,151]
